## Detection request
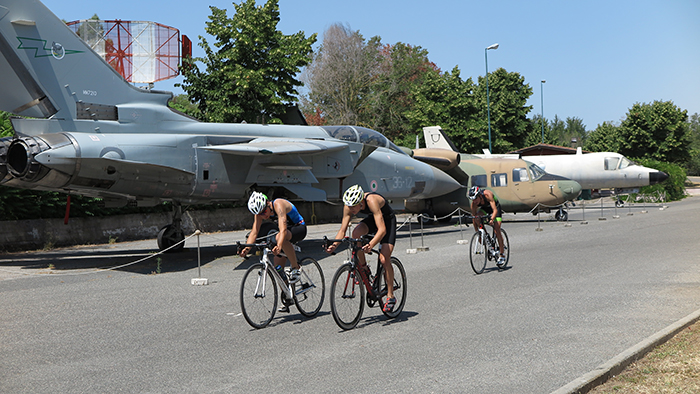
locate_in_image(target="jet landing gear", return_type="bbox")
[554,206,568,222]
[157,202,185,253]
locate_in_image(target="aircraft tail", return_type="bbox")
[0,0,174,122]
[422,126,459,151]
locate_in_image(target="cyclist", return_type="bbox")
[468,185,506,267]
[239,191,307,312]
[325,185,398,312]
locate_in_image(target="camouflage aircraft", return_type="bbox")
[0,0,461,250]
[406,127,582,222]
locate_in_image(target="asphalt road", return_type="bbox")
[1,196,699,393]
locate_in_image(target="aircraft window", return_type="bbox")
[471,174,487,187]
[618,157,632,169]
[528,163,545,181]
[491,173,508,187]
[513,168,529,182]
[321,126,358,142]
[355,127,388,148]
[605,157,620,171]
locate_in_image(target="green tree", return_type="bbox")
[524,115,557,147]
[1,111,13,137]
[617,100,691,163]
[687,113,700,175]
[178,0,316,123]
[168,94,201,119]
[474,68,533,153]
[563,117,588,147]
[362,42,436,143]
[584,121,621,152]
[405,66,480,151]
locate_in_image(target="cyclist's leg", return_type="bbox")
[284,224,307,270]
[492,219,504,254]
[351,220,370,267]
[379,243,395,299]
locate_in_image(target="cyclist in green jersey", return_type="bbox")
[468,186,506,267]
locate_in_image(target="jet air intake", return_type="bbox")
[411,148,461,171]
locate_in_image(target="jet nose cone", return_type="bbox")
[649,171,669,185]
[562,180,582,201]
[425,166,462,198]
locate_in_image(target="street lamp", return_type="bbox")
[485,43,499,152]
[540,80,546,144]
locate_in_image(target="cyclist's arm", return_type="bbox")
[272,199,291,254]
[470,201,481,231]
[486,192,498,223]
[327,206,353,252]
[240,213,264,256]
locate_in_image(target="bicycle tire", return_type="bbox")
[469,231,488,274]
[293,257,325,317]
[495,228,510,268]
[377,256,407,319]
[240,262,278,329]
[330,263,364,330]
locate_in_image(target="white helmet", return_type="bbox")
[247,191,268,215]
[343,184,364,206]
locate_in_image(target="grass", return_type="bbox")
[587,319,700,393]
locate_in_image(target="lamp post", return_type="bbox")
[540,80,546,144]
[485,43,499,152]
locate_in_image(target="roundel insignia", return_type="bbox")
[51,42,65,60]
[370,180,378,191]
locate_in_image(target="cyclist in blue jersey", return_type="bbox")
[240,192,308,311]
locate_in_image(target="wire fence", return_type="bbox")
[0,191,670,278]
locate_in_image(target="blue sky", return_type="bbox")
[41,0,699,131]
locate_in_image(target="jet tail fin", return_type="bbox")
[423,126,459,152]
[0,0,173,121]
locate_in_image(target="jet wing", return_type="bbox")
[202,138,348,156]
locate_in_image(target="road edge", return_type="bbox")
[551,307,700,394]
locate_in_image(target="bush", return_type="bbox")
[633,158,687,201]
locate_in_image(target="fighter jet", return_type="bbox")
[406,127,582,222]
[521,147,669,194]
[0,0,461,250]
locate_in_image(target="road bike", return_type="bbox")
[467,215,510,274]
[237,239,325,329]
[323,236,407,330]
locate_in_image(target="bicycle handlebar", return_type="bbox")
[322,235,377,254]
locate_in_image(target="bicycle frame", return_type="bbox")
[325,236,385,300]
[237,241,295,300]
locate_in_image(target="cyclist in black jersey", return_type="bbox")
[468,186,506,267]
[325,185,398,312]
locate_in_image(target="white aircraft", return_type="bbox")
[524,147,668,193]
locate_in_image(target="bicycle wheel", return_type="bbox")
[377,257,407,319]
[330,263,364,330]
[240,262,278,329]
[293,257,325,317]
[495,228,510,268]
[469,231,488,274]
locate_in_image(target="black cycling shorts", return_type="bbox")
[360,213,397,246]
[289,223,307,244]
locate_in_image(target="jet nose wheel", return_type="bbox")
[555,207,568,221]
[157,224,185,252]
